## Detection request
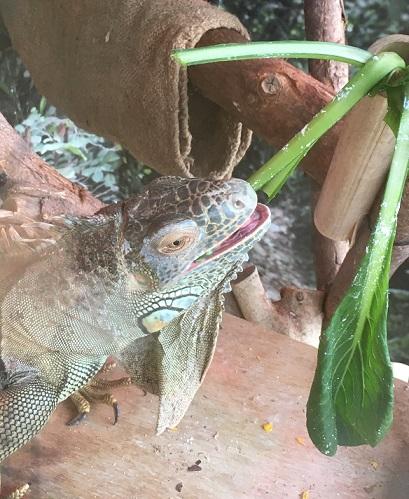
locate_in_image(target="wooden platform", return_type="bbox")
[2,314,409,498]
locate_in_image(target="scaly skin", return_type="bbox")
[0,176,270,492]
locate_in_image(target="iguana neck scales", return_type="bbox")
[0,176,270,469]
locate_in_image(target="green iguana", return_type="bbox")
[0,176,270,494]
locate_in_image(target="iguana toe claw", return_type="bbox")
[67,390,91,426]
[67,368,131,426]
[66,411,88,426]
[112,401,119,425]
[80,386,121,425]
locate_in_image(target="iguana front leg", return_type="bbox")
[0,378,59,498]
[0,379,59,461]
[0,357,105,496]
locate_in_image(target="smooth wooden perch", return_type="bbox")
[315,93,395,241]
[231,264,274,329]
[314,35,409,242]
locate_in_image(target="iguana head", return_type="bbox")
[116,176,270,332]
[1,175,270,348]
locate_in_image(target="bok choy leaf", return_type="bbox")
[307,82,409,455]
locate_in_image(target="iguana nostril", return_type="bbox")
[227,178,258,212]
[232,197,245,210]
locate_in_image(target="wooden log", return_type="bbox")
[0,112,103,219]
[304,0,348,92]
[304,0,350,292]
[314,35,409,242]
[189,28,340,185]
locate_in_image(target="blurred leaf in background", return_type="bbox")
[15,104,155,203]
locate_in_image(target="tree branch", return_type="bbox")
[189,28,340,185]
[0,113,102,220]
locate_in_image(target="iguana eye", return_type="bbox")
[156,230,198,254]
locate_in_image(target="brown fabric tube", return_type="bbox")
[0,0,252,178]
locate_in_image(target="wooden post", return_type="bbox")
[304,0,350,292]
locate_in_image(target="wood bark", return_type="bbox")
[304,0,348,91]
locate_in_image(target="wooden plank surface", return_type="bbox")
[2,314,409,498]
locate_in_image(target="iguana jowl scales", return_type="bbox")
[0,176,270,480]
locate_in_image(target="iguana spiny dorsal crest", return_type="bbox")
[0,176,270,461]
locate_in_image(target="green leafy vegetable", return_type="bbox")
[307,82,409,455]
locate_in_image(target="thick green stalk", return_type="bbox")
[248,52,406,197]
[363,84,409,298]
[173,41,372,66]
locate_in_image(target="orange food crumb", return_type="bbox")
[295,436,306,446]
[370,460,379,470]
[262,422,273,432]
[168,427,178,432]
[300,490,310,499]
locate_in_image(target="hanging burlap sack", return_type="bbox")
[0,0,252,178]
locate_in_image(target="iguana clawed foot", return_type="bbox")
[67,361,132,426]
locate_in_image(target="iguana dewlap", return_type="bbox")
[0,176,270,462]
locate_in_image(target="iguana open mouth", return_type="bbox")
[190,204,270,270]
